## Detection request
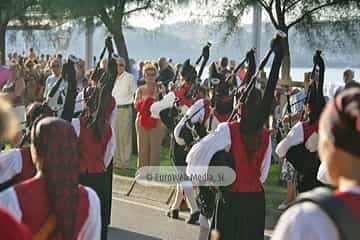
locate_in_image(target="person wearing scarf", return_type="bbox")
[273,88,360,240]
[0,117,101,240]
[134,62,165,168]
[185,35,284,240]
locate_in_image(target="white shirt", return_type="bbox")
[43,74,60,98]
[276,122,304,158]
[44,75,68,116]
[150,91,176,119]
[0,185,101,240]
[112,71,137,106]
[185,122,272,182]
[174,99,220,146]
[272,186,360,240]
[174,99,206,146]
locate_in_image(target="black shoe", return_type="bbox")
[186,211,200,225]
[166,208,179,219]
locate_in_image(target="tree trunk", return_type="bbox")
[112,26,130,73]
[0,24,6,65]
[280,29,292,85]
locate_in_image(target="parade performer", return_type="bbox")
[185,33,285,240]
[276,50,325,193]
[72,37,117,240]
[0,117,101,240]
[151,59,204,224]
[272,88,360,240]
[173,60,235,239]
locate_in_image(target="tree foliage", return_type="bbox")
[0,0,38,64]
[214,0,360,82]
[39,0,174,70]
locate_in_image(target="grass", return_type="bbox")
[114,145,286,209]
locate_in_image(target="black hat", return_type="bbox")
[181,59,197,83]
[208,62,229,96]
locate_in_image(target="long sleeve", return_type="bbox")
[0,149,23,184]
[260,135,272,183]
[276,122,304,158]
[150,91,176,119]
[272,202,339,240]
[174,99,205,146]
[186,122,231,176]
[78,187,101,240]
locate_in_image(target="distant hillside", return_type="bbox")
[5,21,360,68]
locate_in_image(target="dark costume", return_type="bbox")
[277,51,325,193]
[186,34,285,240]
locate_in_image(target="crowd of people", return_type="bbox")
[0,32,358,240]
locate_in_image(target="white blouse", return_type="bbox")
[174,99,206,146]
[0,149,23,184]
[272,186,360,240]
[0,186,101,240]
[185,122,272,183]
[150,91,176,119]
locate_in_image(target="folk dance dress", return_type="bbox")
[186,121,272,240]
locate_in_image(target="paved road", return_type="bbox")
[108,195,272,240]
[108,197,199,240]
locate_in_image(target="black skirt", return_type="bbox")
[211,191,265,240]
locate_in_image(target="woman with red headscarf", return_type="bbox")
[0,117,101,240]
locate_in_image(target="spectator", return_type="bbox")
[138,61,145,83]
[335,68,356,96]
[75,59,87,91]
[157,57,175,85]
[26,48,36,62]
[0,65,10,89]
[134,63,165,168]
[130,58,140,80]
[43,59,68,116]
[112,57,137,170]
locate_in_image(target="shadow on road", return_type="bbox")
[108,227,162,240]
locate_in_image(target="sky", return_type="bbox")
[127,1,256,30]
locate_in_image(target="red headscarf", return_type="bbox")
[31,117,80,239]
[0,207,31,240]
[320,88,360,157]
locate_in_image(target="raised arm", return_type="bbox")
[61,59,77,122]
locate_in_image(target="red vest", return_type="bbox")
[302,121,319,142]
[13,147,36,184]
[228,121,270,192]
[14,177,89,239]
[335,190,360,220]
[79,99,115,173]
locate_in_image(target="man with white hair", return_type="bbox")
[112,57,137,169]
